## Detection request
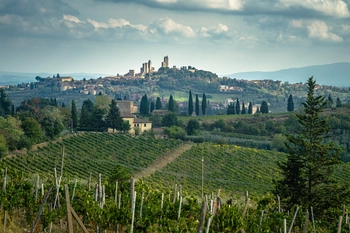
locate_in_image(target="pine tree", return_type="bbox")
[71,100,78,130]
[275,77,344,216]
[235,98,240,114]
[188,91,193,116]
[168,95,175,112]
[248,101,253,114]
[201,93,207,115]
[195,94,200,116]
[287,94,294,112]
[106,99,123,133]
[241,101,246,114]
[260,101,268,113]
[156,97,162,110]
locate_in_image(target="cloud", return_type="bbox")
[307,20,343,42]
[148,17,196,38]
[98,0,350,19]
[199,23,230,39]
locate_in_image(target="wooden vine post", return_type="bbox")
[64,185,89,233]
[197,201,208,233]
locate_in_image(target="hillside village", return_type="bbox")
[1,55,349,116]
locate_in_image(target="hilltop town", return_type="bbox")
[2,56,349,114]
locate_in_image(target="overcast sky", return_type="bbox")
[1,0,350,76]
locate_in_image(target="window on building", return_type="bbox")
[144,124,146,127]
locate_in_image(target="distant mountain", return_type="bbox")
[0,71,112,86]
[227,62,350,87]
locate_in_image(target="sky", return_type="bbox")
[1,0,350,76]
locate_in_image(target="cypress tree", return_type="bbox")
[201,93,207,115]
[287,94,294,112]
[71,100,78,130]
[227,102,235,115]
[241,101,246,114]
[106,99,123,132]
[235,98,240,114]
[156,97,162,109]
[140,94,149,116]
[168,95,175,112]
[195,94,199,116]
[0,88,12,116]
[188,91,193,116]
[336,97,342,107]
[248,101,253,114]
[260,101,268,113]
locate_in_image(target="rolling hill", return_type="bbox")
[228,62,350,87]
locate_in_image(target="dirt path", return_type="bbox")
[134,142,194,181]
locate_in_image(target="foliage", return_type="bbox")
[168,95,175,112]
[150,101,155,113]
[122,120,131,133]
[235,98,240,114]
[241,101,246,114]
[79,99,94,128]
[0,134,8,158]
[275,77,347,217]
[155,97,162,110]
[195,94,199,116]
[163,126,186,140]
[0,88,12,116]
[106,99,123,132]
[248,101,253,114]
[287,94,294,112]
[186,119,200,136]
[260,101,268,113]
[201,93,207,115]
[139,94,150,116]
[71,100,77,130]
[0,116,23,150]
[336,97,342,107]
[227,102,235,115]
[188,91,193,116]
[95,94,111,112]
[21,117,42,145]
[161,112,179,127]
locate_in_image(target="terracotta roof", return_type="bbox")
[134,118,152,123]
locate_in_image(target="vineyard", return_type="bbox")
[144,143,350,198]
[0,133,183,180]
[0,134,350,232]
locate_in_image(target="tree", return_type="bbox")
[336,97,342,107]
[163,126,186,140]
[106,99,123,132]
[21,117,42,144]
[139,94,149,116]
[195,94,200,116]
[122,120,131,133]
[168,95,175,112]
[161,112,178,127]
[275,77,344,216]
[248,101,253,114]
[95,94,111,112]
[71,100,78,130]
[287,94,294,112]
[0,89,12,116]
[241,101,246,114]
[80,99,94,128]
[150,102,155,113]
[326,93,334,108]
[186,119,200,135]
[188,91,193,116]
[227,102,235,115]
[201,93,207,115]
[0,134,7,158]
[91,107,106,131]
[156,97,162,110]
[260,101,268,114]
[235,98,240,114]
